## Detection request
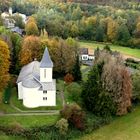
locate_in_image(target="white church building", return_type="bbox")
[16,48,56,108]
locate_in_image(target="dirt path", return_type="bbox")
[122,54,140,61]
[0,111,59,116]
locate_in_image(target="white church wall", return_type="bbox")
[40,68,52,82]
[22,86,40,108]
[18,82,23,99]
[39,90,56,106]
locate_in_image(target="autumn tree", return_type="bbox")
[82,50,132,116]
[19,36,43,66]
[97,51,132,115]
[107,17,118,42]
[64,73,74,84]
[25,17,39,36]
[41,37,77,75]
[134,19,140,38]
[0,40,10,91]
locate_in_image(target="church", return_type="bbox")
[16,48,56,108]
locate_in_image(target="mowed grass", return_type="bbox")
[77,107,140,140]
[0,115,59,128]
[79,41,140,59]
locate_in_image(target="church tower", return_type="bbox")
[40,48,53,82]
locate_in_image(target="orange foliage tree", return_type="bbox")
[19,36,43,66]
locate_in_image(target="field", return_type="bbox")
[77,106,140,140]
[0,115,59,128]
[79,41,140,59]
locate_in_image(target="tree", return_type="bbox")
[60,103,85,130]
[19,36,43,66]
[95,24,105,42]
[12,14,25,29]
[55,118,69,135]
[25,17,39,36]
[0,0,12,11]
[0,40,10,91]
[116,24,131,45]
[10,33,22,74]
[82,50,132,116]
[107,17,118,42]
[70,24,79,38]
[64,73,74,84]
[71,5,83,20]
[81,62,116,117]
[72,55,81,81]
[97,51,132,116]
[42,38,76,74]
[134,21,140,38]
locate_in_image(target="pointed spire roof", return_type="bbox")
[40,48,53,68]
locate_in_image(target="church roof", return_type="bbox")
[40,48,53,68]
[16,48,55,90]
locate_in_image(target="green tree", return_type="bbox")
[81,62,116,117]
[95,24,105,42]
[116,24,131,45]
[71,5,83,20]
[72,55,81,81]
[12,14,25,29]
[10,33,22,74]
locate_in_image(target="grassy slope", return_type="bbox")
[77,107,140,140]
[79,41,140,59]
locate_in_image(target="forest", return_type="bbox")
[0,0,140,48]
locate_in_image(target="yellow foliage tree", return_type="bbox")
[0,40,10,91]
[107,17,118,42]
[25,17,39,36]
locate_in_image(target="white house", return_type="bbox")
[16,48,56,108]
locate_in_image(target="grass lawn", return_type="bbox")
[0,115,59,128]
[77,106,140,140]
[79,41,140,59]
[0,132,25,140]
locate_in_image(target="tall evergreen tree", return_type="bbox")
[72,55,81,81]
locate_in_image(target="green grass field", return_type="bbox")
[79,41,140,59]
[0,115,59,128]
[77,106,140,140]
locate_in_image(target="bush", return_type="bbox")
[64,73,74,84]
[60,103,85,130]
[55,118,69,135]
[132,72,140,103]
[85,113,112,133]
[3,85,12,104]
[66,82,82,102]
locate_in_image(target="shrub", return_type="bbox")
[132,72,140,103]
[55,118,69,135]
[66,82,82,102]
[10,122,24,134]
[64,73,74,84]
[3,85,12,104]
[60,104,85,130]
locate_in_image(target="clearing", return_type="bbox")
[79,41,140,60]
